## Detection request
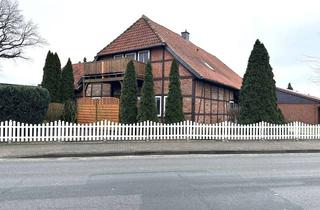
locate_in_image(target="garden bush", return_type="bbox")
[0,84,50,124]
[44,103,64,122]
[62,100,77,123]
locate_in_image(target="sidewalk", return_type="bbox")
[1,140,320,158]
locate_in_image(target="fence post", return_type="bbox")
[259,122,262,140]
[294,121,298,140]
[8,120,12,144]
[146,121,150,141]
[186,121,189,141]
[57,120,61,142]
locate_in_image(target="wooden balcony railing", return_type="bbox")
[84,58,146,78]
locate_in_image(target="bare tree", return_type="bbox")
[0,0,45,59]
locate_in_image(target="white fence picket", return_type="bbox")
[1,120,320,143]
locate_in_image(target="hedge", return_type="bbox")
[0,84,50,124]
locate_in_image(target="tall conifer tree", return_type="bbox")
[41,51,53,99]
[120,61,138,124]
[61,58,75,101]
[41,51,62,102]
[52,52,62,102]
[165,59,184,123]
[239,40,283,124]
[138,62,158,122]
[41,51,61,102]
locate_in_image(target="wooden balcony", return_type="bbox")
[84,58,146,79]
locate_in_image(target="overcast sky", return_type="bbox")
[0,0,320,96]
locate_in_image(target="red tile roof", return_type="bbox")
[98,18,164,56]
[97,15,242,89]
[72,63,84,89]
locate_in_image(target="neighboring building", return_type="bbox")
[73,15,242,123]
[277,88,320,124]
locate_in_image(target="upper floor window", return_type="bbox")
[138,50,150,63]
[125,52,136,60]
[113,54,123,59]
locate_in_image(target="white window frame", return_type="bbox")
[137,50,150,63]
[155,95,168,117]
[125,52,136,60]
[113,54,124,59]
[163,96,168,116]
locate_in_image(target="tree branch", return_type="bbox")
[0,0,46,60]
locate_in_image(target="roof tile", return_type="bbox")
[98,18,163,55]
[76,15,242,90]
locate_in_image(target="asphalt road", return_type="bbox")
[1,154,320,210]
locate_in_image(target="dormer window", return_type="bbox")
[138,50,150,63]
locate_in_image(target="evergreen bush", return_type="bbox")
[120,60,138,124]
[165,59,184,123]
[0,84,50,123]
[138,62,158,122]
[239,40,283,124]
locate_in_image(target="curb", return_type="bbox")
[12,149,320,159]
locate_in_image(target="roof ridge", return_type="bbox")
[97,17,148,56]
[146,17,184,44]
[141,16,165,43]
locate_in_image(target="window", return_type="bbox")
[91,83,102,97]
[125,52,136,60]
[138,50,150,63]
[203,61,215,71]
[155,96,161,117]
[229,101,234,109]
[113,54,123,59]
[164,96,167,115]
[85,83,103,97]
[155,96,168,117]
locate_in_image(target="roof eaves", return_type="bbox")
[202,78,240,90]
[95,43,165,60]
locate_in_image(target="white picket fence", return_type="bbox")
[0,120,320,143]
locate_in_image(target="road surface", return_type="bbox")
[1,154,320,209]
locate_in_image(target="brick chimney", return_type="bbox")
[181,30,190,40]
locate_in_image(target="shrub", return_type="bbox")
[165,59,184,123]
[62,100,77,123]
[61,58,75,102]
[0,84,50,124]
[239,40,283,124]
[41,51,62,103]
[44,103,64,122]
[120,60,138,124]
[137,61,158,122]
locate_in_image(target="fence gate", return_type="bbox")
[77,97,119,124]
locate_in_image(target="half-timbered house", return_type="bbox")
[73,15,242,123]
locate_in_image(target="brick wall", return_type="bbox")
[278,104,319,124]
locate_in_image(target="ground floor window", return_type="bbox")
[156,96,161,117]
[155,96,167,117]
